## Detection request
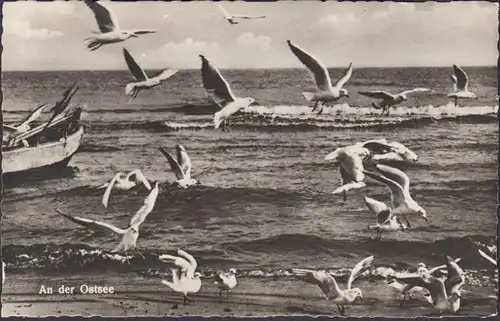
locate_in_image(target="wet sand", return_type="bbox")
[1,273,497,317]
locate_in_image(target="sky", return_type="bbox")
[2,1,498,71]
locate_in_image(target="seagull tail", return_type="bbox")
[291,268,311,276]
[125,83,137,96]
[302,92,316,102]
[158,254,178,263]
[161,280,175,290]
[213,111,223,129]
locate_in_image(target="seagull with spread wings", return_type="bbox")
[364,196,408,240]
[200,55,256,131]
[286,40,352,115]
[56,182,159,261]
[395,256,465,314]
[365,139,419,163]
[83,0,156,51]
[292,256,374,316]
[447,64,478,107]
[363,164,428,224]
[122,48,178,99]
[159,145,198,188]
[359,88,432,115]
[326,148,368,201]
[216,3,266,24]
[99,169,152,208]
[160,249,202,305]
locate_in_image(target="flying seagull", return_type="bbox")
[326,148,368,201]
[364,196,408,240]
[200,55,256,131]
[84,0,156,51]
[99,169,152,208]
[363,164,428,224]
[216,3,266,25]
[160,249,202,305]
[359,88,431,115]
[286,40,352,115]
[447,64,478,107]
[292,255,374,316]
[56,182,159,261]
[122,48,178,99]
[159,145,198,188]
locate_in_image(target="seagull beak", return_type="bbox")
[422,216,430,223]
[249,101,259,106]
[359,295,364,301]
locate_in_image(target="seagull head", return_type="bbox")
[418,208,429,223]
[417,262,427,269]
[176,144,186,152]
[352,288,363,300]
[245,97,258,106]
[472,93,478,100]
[340,88,349,98]
[229,268,237,274]
[194,272,202,279]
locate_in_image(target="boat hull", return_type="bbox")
[2,126,84,175]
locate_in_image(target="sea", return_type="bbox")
[1,67,498,289]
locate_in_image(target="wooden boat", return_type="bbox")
[2,107,85,176]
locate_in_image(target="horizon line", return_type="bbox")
[2,64,497,72]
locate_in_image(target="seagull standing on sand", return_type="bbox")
[292,256,374,316]
[325,146,370,201]
[160,249,202,305]
[56,182,159,261]
[100,169,152,208]
[363,164,428,224]
[122,48,178,99]
[83,0,156,51]
[395,256,465,314]
[214,268,238,300]
[364,196,408,240]
[216,3,266,24]
[359,88,431,115]
[447,64,478,107]
[159,145,198,188]
[286,40,352,115]
[199,55,256,131]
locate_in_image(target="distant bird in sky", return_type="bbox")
[216,3,266,25]
[199,55,256,131]
[83,0,156,51]
[359,88,432,115]
[122,47,178,99]
[447,64,478,107]
[287,40,352,115]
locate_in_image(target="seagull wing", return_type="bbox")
[444,256,465,295]
[398,88,431,96]
[216,3,232,18]
[150,69,179,82]
[361,141,396,155]
[428,258,461,275]
[176,147,192,179]
[363,169,406,208]
[292,269,340,298]
[56,210,126,234]
[84,0,119,33]
[159,254,191,275]
[16,104,48,129]
[130,29,156,35]
[453,64,469,91]
[358,91,395,100]
[126,169,152,190]
[347,255,374,289]
[199,55,236,107]
[286,40,332,91]
[159,147,185,180]
[123,48,148,82]
[177,249,198,277]
[232,14,266,19]
[338,150,365,183]
[128,182,159,228]
[375,164,411,194]
[102,172,124,208]
[333,62,353,89]
[364,197,392,224]
[478,249,497,266]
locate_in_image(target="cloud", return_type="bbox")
[318,13,360,28]
[153,38,220,68]
[4,20,64,39]
[234,33,273,50]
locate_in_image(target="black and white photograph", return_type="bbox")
[1,0,498,317]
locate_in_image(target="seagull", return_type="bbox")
[286,40,352,115]
[364,196,408,240]
[368,140,419,163]
[199,55,256,131]
[292,255,374,316]
[359,88,432,115]
[56,182,159,260]
[387,278,430,305]
[214,268,238,300]
[122,48,178,99]
[447,64,478,107]
[10,104,48,133]
[216,3,266,25]
[83,0,156,51]
[159,145,197,188]
[42,83,79,132]
[100,169,152,208]
[325,147,369,201]
[160,249,202,305]
[395,256,465,314]
[363,164,428,223]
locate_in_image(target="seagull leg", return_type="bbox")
[312,100,319,112]
[124,251,131,265]
[183,294,188,305]
[219,289,223,301]
[226,289,230,300]
[135,248,146,259]
[454,97,458,107]
[317,102,324,115]
[340,305,346,316]
[343,190,347,202]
